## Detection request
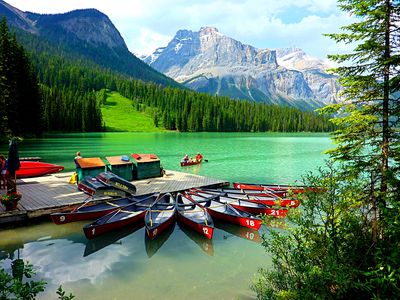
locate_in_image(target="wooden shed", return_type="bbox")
[131,153,162,180]
[76,157,106,183]
[105,155,133,181]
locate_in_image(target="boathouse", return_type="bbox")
[131,153,162,180]
[105,155,133,181]
[76,157,106,182]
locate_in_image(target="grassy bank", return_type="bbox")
[101,92,165,132]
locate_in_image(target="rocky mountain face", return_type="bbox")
[0,0,179,87]
[145,27,340,109]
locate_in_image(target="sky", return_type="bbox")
[5,0,353,59]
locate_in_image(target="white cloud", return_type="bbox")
[5,0,353,58]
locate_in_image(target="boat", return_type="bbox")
[189,189,288,218]
[233,182,309,194]
[96,171,137,195]
[83,202,148,239]
[144,193,176,239]
[183,193,262,230]
[175,193,214,239]
[204,187,287,198]
[201,188,300,208]
[50,193,159,225]
[16,161,64,178]
[180,159,202,167]
[78,176,127,198]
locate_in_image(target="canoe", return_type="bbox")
[145,222,175,258]
[183,193,262,230]
[180,159,202,167]
[16,161,64,178]
[96,171,137,195]
[203,187,287,198]
[144,193,176,239]
[78,176,127,198]
[190,190,288,218]
[83,202,148,239]
[51,193,159,225]
[176,193,214,239]
[233,182,308,194]
[200,188,300,208]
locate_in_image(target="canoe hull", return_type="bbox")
[206,208,261,230]
[176,212,213,239]
[145,213,175,240]
[83,209,146,239]
[16,161,64,178]
[51,208,117,225]
[229,203,288,218]
[180,160,201,167]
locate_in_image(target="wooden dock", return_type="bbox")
[0,170,228,225]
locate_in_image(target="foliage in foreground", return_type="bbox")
[252,1,400,298]
[252,163,400,299]
[0,259,74,300]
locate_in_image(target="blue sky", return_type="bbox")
[6,0,353,59]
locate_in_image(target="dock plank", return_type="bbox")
[0,170,228,225]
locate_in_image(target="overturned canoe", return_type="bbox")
[96,171,136,195]
[78,176,127,198]
[16,161,64,178]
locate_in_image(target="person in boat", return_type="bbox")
[0,155,7,190]
[182,154,189,163]
[195,152,203,162]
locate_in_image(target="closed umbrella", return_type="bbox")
[7,138,20,192]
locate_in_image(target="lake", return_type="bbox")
[0,132,331,299]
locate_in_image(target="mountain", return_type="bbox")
[144,27,340,109]
[0,0,180,87]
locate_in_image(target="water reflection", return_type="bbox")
[178,223,214,256]
[84,221,145,257]
[144,222,175,258]
[215,221,261,244]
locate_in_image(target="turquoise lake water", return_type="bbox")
[0,132,332,299]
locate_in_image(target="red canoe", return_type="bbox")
[176,193,214,239]
[180,159,202,167]
[16,161,64,178]
[233,182,308,194]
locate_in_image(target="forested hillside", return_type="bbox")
[1,16,334,138]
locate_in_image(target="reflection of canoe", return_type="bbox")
[215,221,261,243]
[200,188,300,208]
[84,221,144,257]
[178,223,214,256]
[233,182,309,194]
[176,193,214,239]
[51,193,158,225]
[184,193,262,230]
[191,190,288,218]
[145,222,175,258]
[16,161,64,178]
[180,159,201,167]
[144,194,175,239]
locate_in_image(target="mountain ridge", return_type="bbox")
[144,27,340,110]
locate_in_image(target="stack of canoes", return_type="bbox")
[50,181,304,241]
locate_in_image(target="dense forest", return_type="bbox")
[1,17,334,139]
